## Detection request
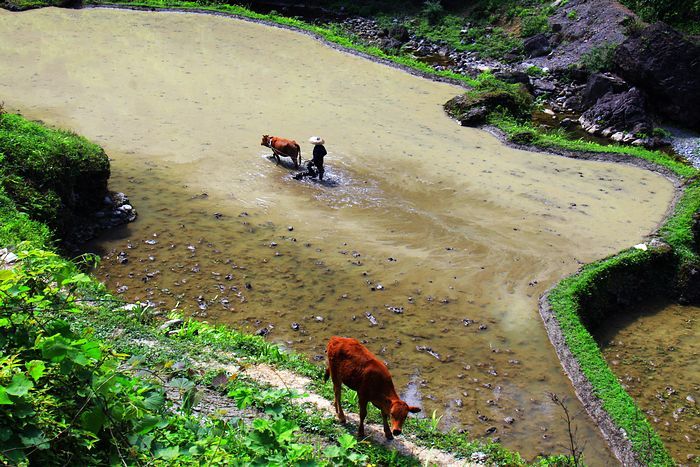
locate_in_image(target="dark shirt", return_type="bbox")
[312,144,327,166]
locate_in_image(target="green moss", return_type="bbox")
[660,180,700,262]
[490,113,698,179]
[0,113,110,234]
[445,72,534,125]
[0,186,53,249]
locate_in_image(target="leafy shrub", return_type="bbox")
[580,42,617,72]
[421,0,444,25]
[652,127,672,138]
[520,14,549,37]
[566,9,578,20]
[471,72,534,116]
[526,65,546,76]
[620,0,700,33]
[445,72,534,125]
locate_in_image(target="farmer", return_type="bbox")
[294,136,327,180]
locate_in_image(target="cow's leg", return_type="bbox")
[358,396,368,438]
[274,153,280,164]
[381,411,393,440]
[331,372,346,423]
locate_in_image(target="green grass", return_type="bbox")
[70,301,550,465]
[490,112,698,178]
[492,108,697,466]
[0,112,109,235]
[660,180,700,262]
[0,187,53,249]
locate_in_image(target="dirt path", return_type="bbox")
[246,364,473,466]
[187,359,474,466]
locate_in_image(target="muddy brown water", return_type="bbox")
[0,7,678,463]
[596,303,699,464]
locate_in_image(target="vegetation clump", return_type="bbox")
[444,72,533,126]
[579,42,617,72]
[0,111,110,236]
[620,0,700,34]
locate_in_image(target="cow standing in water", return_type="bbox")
[325,336,421,439]
[261,134,301,168]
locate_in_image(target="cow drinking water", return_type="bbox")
[325,336,421,440]
[261,134,301,168]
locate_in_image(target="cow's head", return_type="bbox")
[261,134,271,147]
[389,400,421,436]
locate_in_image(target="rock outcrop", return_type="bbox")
[579,87,652,143]
[528,0,636,70]
[444,84,533,127]
[613,22,700,130]
[580,72,629,108]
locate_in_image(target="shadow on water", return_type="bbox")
[591,300,669,344]
[594,300,700,462]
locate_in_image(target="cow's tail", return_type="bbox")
[296,143,302,166]
[324,367,330,382]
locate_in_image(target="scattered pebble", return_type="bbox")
[365,312,378,326]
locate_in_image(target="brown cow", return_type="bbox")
[261,134,301,168]
[325,336,421,440]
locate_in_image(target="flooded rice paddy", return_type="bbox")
[0,7,679,462]
[596,303,699,463]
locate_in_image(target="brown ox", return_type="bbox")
[261,134,301,168]
[325,336,421,439]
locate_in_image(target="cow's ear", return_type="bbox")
[408,406,421,413]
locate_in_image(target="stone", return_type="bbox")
[559,118,575,128]
[532,78,556,93]
[386,24,410,43]
[458,106,489,126]
[610,131,625,142]
[581,72,629,108]
[158,318,183,331]
[579,88,652,136]
[494,70,532,91]
[523,33,551,58]
[614,22,700,129]
[1,251,18,264]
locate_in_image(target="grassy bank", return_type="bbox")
[0,109,110,240]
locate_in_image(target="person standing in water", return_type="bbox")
[295,136,327,180]
[308,136,327,180]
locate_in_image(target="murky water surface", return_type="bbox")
[0,7,678,462]
[596,303,699,464]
